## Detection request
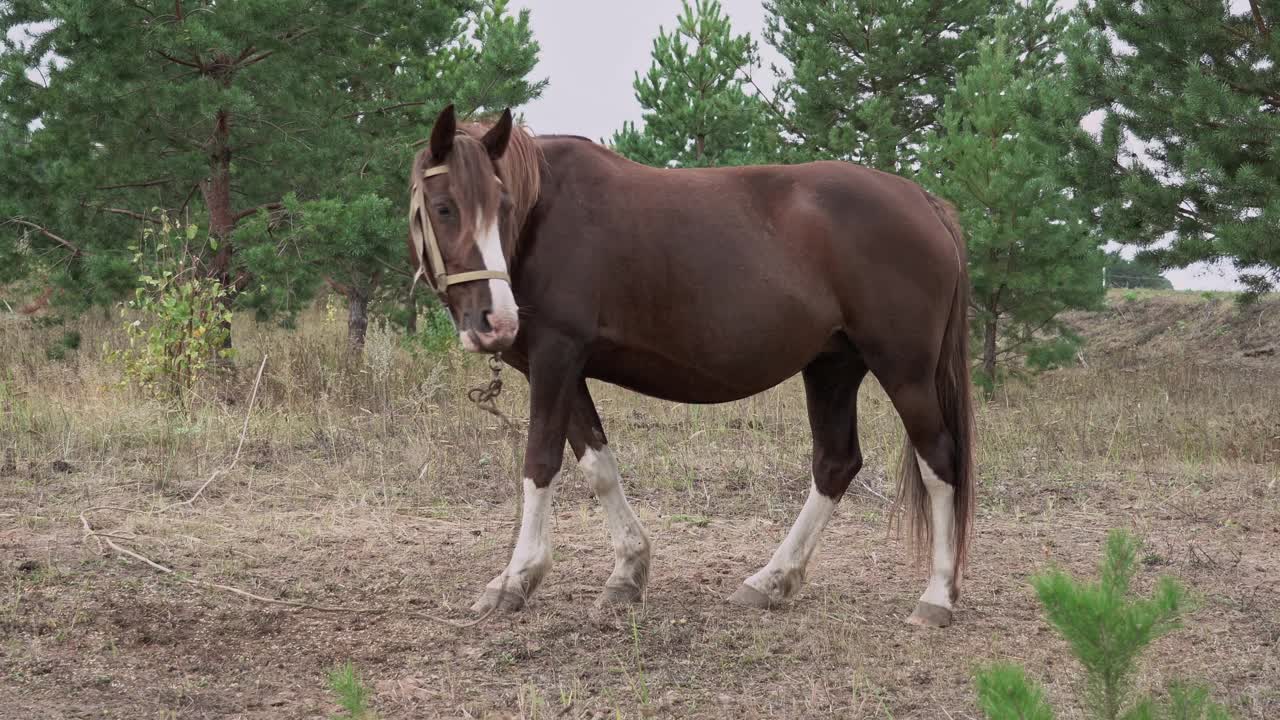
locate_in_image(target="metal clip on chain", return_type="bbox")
[467,353,505,405]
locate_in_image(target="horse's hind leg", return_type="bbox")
[567,380,651,606]
[880,377,963,628]
[729,351,868,608]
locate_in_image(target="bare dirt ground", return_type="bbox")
[3,292,1279,719]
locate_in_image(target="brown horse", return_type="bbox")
[408,105,975,627]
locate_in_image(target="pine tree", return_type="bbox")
[764,0,1010,173]
[1104,252,1173,290]
[608,0,776,168]
[1064,0,1280,298]
[919,16,1104,395]
[0,1,543,349]
[975,530,1232,720]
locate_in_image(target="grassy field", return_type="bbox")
[2,291,1279,719]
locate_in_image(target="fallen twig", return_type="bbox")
[159,354,267,512]
[79,509,500,628]
[79,353,515,630]
[857,479,891,504]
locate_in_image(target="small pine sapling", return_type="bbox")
[328,661,376,720]
[975,529,1233,720]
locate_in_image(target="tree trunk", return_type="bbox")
[201,108,235,355]
[348,292,370,352]
[405,291,418,334]
[202,110,234,277]
[982,316,999,399]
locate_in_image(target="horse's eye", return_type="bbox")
[434,204,451,217]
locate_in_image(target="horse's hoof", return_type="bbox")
[905,601,953,628]
[470,586,526,614]
[595,582,643,607]
[727,583,779,609]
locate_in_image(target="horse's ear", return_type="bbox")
[482,108,513,159]
[429,104,457,162]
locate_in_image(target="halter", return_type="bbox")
[409,164,511,302]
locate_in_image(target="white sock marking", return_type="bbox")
[916,452,956,608]
[744,479,837,600]
[580,447,649,585]
[505,475,558,580]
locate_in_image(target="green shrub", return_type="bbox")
[46,329,81,361]
[404,306,457,356]
[975,529,1232,720]
[106,217,233,406]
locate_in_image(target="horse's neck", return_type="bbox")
[534,135,614,177]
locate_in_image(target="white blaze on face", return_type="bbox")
[476,213,518,325]
[454,205,519,352]
[917,451,957,609]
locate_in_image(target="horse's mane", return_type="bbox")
[536,133,595,144]
[457,118,544,229]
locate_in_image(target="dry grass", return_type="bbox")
[2,293,1279,719]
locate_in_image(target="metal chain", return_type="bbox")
[467,353,506,405]
[466,353,523,435]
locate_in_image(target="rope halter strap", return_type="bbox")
[409,164,511,301]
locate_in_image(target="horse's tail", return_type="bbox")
[895,194,975,583]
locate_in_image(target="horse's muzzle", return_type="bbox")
[459,308,518,353]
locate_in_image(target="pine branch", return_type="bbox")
[739,70,805,139]
[0,69,45,91]
[153,49,203,70]
[325,276,353,298]
[124,1,156,17]
[84,205,165,225]
[233,202,284,223]
[4,218,85,257]
[994,316,1062,357]
[236,50,276,69]
[96,177,174,191]
[343,101,427,120]
[374,256,414,280]
[178,184,200,216]
[237,27,319,70]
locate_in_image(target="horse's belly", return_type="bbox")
[584,331,830,404]
[582,238,846,403]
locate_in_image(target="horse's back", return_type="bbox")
[526,139,964,401]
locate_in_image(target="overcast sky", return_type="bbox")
[507,0,1245,291]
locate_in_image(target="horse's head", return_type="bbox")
[409,104,519,353]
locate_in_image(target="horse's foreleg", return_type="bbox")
[565,381,650,605]
[730,353,867,609]
[471,341,581,613]
[730,481,842,608]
